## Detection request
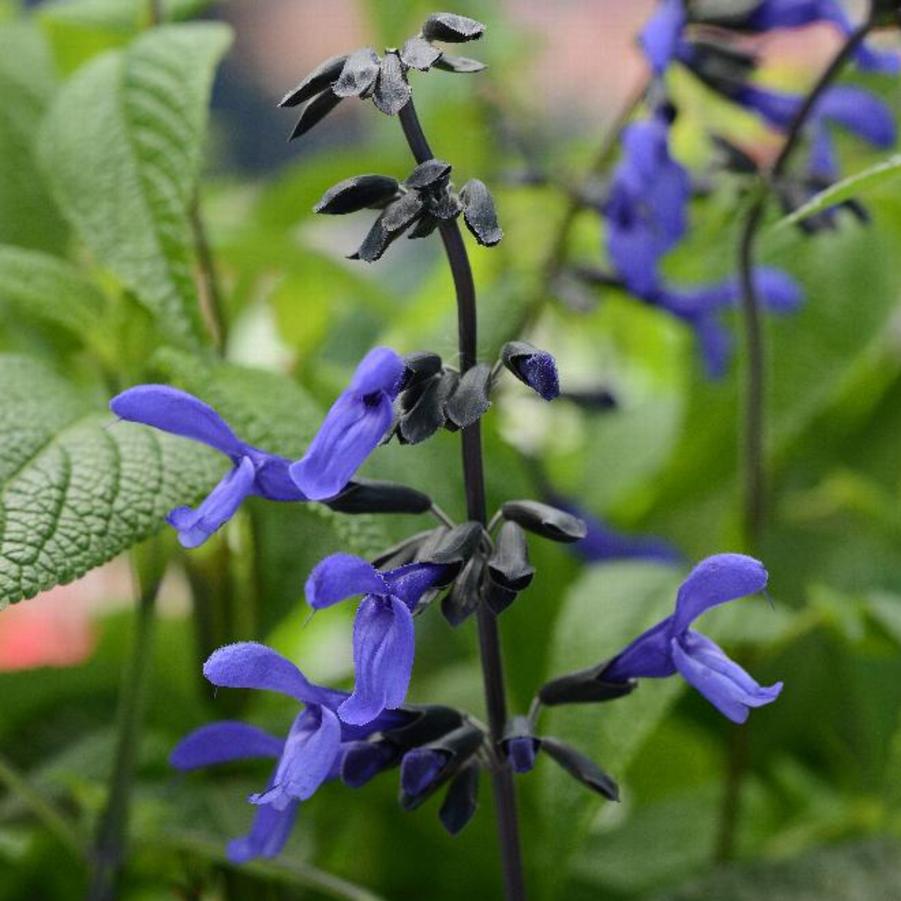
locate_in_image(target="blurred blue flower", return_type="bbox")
[305,554,446,724]
[110,385,307,548]
[604,111,690,297]
[603,554,783,723]
[290,346,404,501]
[640,0,686,76]
[170,642,407,862]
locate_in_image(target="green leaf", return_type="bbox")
[0,22,68,253]
[0,354,220,606]
[41,0,216,31]
[39,23,233,348]
[536,562,686,899]
[657,839,901,901]
[773,154,901,232]
[0,244,107,344]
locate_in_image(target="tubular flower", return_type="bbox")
[170,642,409,863]
[305,554,447,725]
[602,554,783,723]
[110,386,306,548]
[290,347,404,501]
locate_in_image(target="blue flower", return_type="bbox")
[640,0,686,76]
[604,112,690,296]
[744,0,899,74]
[110,386,307,548]
[602,554,783,723]
[110,346,403,547]
[561,504,682,565]
[654,267,803,377]
[290,346,404,501]
[305,554,447,725]
[170,642,408,863]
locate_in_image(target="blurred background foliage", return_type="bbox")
[1,0,901,898]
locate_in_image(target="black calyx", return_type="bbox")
[374,51,412,115]
[416,522,484,580]
[500,716,540,774]
[333,47,381,98]
[501,499,587,543]
[401,35,443,71]
[396,368,460,444]
[325,479,432,515]
[441,554,484,626]
[445,363,492,429]
[371,530,435,569]
[400,351,443,391]
[422,12,485,43]
[460,179,503,246]
[538,661,637,707]
[314,175,401,214]
[279,53,348,107]
[438,762,480,835]
[540,737,619,802]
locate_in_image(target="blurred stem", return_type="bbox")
[190,195,228,354]
[720,16,876,864]
[88,544,165,901]
[0,752,82,857]
[148,0,162,26]
[398,98,526,901]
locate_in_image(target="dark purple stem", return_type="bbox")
[399,98,527,901]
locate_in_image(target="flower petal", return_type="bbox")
[671,553,768,634]
[639,0,686,75]
[110,385,245,457]
[250,707,342,808]
[671,631,783,723]
[339,596,415,725]
[250,453,308,502]
[348,346,405,397]
[227,795,299,864]
[170,721,283,770]
[602,617,677,681]
[818,85,897,149]
[383,562,446,610]
[305,553,388,609]
[167,457,256,548]
[203,642,345,708]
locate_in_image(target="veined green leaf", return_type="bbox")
[39,23,233,348]
[773,154,901,232]
[0,244,107,342]
[0,355,220,606]
[0,22,68,253]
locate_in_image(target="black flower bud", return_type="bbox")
[540,737,619,801]
[538,662,637,707]
[501,500,587,543]
[325,479,432,515]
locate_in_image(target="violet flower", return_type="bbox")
[170,642,408,862]
[290,346,404,501]
[602,554,783,723]
[305,554,447,724]
[110,386,307,548]
[562,504,682,565]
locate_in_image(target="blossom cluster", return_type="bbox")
[574,0,898,376]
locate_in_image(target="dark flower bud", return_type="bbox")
[371,530,434,569]
[401,35,443,70]
[427,190,464,221]
[540,737,619,801]
[341,740,401,788]
[446,363,492,429]
[399,723,484,809]
[679,39,757,96]
[314,175,401,214]
[373,51,411,115]
[397,369,459,444]
[325,479,432,515]
[289,90,343,141]
[487,522,534,591]
[384,705,465,751]
[422,12,485,43]
[501,500,587,543]
[710,135,758,175]
[353,192,425,262]
[441,554,484,626]
[483,574,518,616]
[279,53,348,107]
[438,762,480,835]
[501,717,539,774]
[501,341,559,400]
[408,213,441,239]
[400,351,443,391]
[560,388,618,412]
[460,179,503,246]
[417,522,484,578]
[405,159,453,189]
[333,47,381,98]
[434,54,486,73]
[538,662,637,707]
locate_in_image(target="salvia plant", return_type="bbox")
[4,0,901,899]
